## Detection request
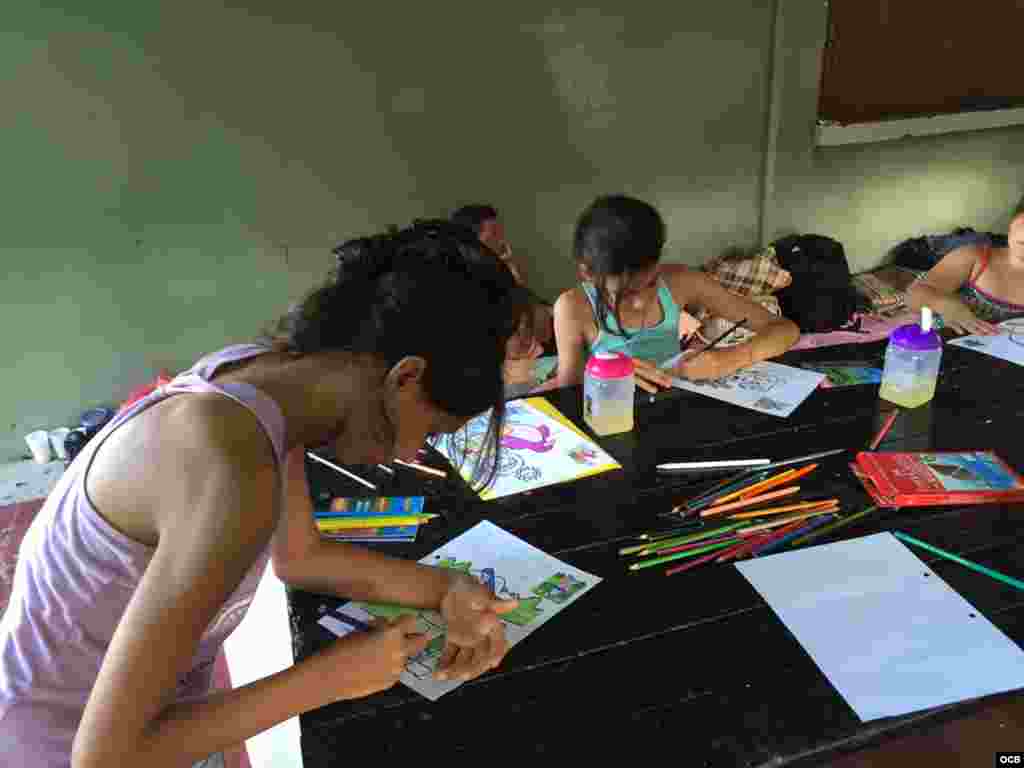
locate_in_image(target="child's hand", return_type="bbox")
[675,348,744,382]
[436,575,517,682]
[320,615,431,701]
[632,359,674,393]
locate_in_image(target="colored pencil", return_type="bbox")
[307,452,378,491]
[737,508,836,535]
[722,468,799,503]
[636,533,739,558]
[868,409,899,450]
[316,515,437,530]
[376,463,396,474]
[665,545,737,576]
[657,458,770,472]
[316,510,438,522]
[393,458,448,478]
[678,470,775,514]
[728,499,839,520]
[739,464,819,499]
[699,486,801,517]
[788,504,879,547]
[629,538,739,571]
[893,531,1024,592]
[752,515,837,556]
[750,448,849,474]
[684,318,748,363]
[716,532,775,563]
[619,522,745,556]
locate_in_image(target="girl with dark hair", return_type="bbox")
[550,195,799,393]
[908,197,1024,333]
[0,220,528,767]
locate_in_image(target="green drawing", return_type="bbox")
[532,572,588,604]
[501,596,544,626]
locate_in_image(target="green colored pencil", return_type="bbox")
[629,538,739,571]
[893,531,1024,592]
[789,504,880,547]
[619,522,745,556]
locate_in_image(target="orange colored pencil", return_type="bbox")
[715,469,797,504]
[708,469,796,507]
[738,463,818,499]
[699,486,800,518]
[727,498,839,520]
[737,508,837,535]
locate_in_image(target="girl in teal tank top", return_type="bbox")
[547,195,800,393]
[580,278,685,364]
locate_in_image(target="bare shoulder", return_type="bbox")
[87,394,278,543]
[554,286,592,321]
[660,263,712,301]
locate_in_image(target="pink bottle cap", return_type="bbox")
[585,352,635,379]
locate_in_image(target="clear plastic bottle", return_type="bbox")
[583,352,636,436]
[879,306,943,408]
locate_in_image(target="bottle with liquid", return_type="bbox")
[879,306,943,408]
[583,352,636,436]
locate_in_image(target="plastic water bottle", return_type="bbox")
[879,306,943,408]
[583,352,636,436]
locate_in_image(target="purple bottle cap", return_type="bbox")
[890,323,942,350]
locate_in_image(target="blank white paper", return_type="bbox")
[735,532,1024,721]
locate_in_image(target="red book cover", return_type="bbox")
[853,450,1024,507]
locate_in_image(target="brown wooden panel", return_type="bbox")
[819,0,1024,124]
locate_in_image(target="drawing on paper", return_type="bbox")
[432,398,620,499]
[961,338,986,349]
[692,369,784,393]
[752,396,792,413]
[515,464,543,483]
[319,521,602,700]
[568,444,600,465]
[532,572,588,604]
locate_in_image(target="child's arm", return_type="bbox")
[549,291,590,389]
[907,246,999,335]
[669,269,799,381]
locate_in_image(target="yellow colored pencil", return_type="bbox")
[316,515,437,530]
[727,498,839,520]
[738,463,818,499]
[737,508,837,535]
[699,486,800,518]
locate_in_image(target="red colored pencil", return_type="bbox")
[868,409,899,450]
[716,532,774,563]
[666,546,734,576]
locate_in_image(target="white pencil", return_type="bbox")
[306,452,378,491]
[393,458,447,478]
[656,458,771,472]
[376,464,395,475]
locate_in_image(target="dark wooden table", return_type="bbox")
[288,340,1024,765]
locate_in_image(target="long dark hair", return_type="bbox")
[274,219,535,491]
[573,194,665,338]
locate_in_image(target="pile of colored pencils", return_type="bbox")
[623,462,864,576]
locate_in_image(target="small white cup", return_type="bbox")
[25,430,53,464]
[49,427,72,460]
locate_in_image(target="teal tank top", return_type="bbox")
[581,278,682,364]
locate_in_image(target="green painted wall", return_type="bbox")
[2,0,1022,460]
